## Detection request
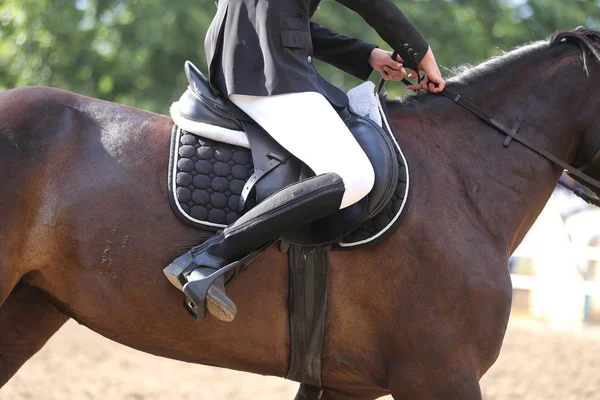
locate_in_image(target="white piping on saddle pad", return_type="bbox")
[170,102,251,148]
[338,94,410,248]
[171,87,409,245]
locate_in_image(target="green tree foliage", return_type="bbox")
[0,0,598,113]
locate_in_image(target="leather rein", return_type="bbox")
[377,53,600,207]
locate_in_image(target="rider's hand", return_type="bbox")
[369,48,418,82]
[407,47,446,93]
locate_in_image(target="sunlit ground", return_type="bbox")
[1,316,599,400]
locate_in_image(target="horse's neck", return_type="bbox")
[394,70,580,255]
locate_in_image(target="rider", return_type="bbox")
[167,0,445,322]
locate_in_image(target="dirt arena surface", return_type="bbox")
[2,317,599,400]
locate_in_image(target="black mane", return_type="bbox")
[448,27,600,85]
[386,27,600,111]
[550,27,600,74]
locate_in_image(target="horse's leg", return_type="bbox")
[0,283,69,387]
[392,370,483,400]
[390,365,482,400]
[0,87,59,310]
[295,385,382,400]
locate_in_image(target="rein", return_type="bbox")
[377,53,600,207]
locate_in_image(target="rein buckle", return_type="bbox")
[490,118,521,147]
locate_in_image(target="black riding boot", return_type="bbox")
[164,173,345,321]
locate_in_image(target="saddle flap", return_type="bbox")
[281,114,399,247]
[349,115,399,218]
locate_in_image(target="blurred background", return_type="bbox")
[1,0,598,111]
[1,0,600,399]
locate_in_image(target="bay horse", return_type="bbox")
[1,28,599,399]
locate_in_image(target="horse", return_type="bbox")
[0,28,598,399]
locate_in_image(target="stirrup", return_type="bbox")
[163,250,242,320]
[182,260,243,320]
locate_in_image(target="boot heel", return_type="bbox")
[163,251,196,291]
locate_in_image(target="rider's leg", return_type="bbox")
[165,173,345,321]
[165,92,374,322]
[230,92,375,209]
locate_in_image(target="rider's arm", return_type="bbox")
[310,22,377,81]
[334,0,428,71]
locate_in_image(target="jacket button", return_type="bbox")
[403,43,409,48]
[413,53,419,59]
[308,56,312,63]
[408,48,413,54]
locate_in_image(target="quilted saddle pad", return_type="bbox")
[168,95,410,249]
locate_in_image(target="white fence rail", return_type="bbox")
[505,190,600,321]
[510,274,600,297]
[510,243,600,298]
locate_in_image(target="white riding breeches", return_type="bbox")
[229,92,375,209]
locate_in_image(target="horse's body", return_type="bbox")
[1,29,598,399]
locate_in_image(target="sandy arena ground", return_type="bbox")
[1,318,599,400]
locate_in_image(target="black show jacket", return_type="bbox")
[205,0,429,108]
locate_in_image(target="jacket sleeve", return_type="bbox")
[310,22,377,81]
[334,0,428,70]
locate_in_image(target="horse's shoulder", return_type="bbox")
[0,86,83,148]
[1,86,165,118]
[1,85,78,105]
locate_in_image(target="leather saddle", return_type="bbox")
[174,61,399,246]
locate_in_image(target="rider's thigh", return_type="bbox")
[230,92,374,209]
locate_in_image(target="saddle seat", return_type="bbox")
[170,61,402,247]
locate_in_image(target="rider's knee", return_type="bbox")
[338,153,375,209]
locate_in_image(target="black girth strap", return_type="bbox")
[285,244,331,386]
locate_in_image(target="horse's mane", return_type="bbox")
[447,27,600,85]
[550,28,600,75]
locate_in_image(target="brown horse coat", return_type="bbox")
[1,29,599,399]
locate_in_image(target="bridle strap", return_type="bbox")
[438,87,600,189]
[376,56,600,192]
